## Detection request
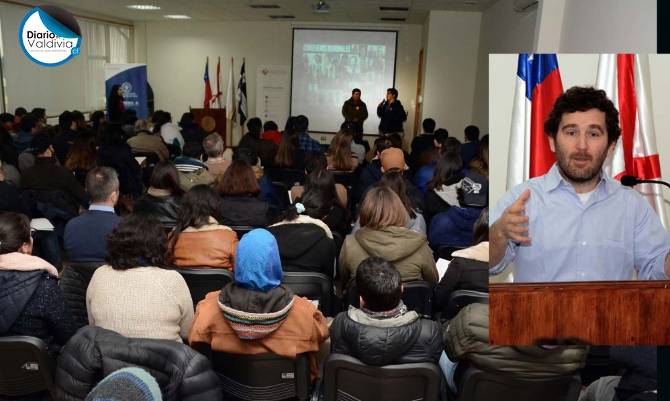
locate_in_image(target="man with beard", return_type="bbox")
[490,86,670,282]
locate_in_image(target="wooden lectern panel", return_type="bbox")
[489,281,670,345]
[190,108,227,147]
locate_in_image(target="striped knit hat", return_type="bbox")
[219,293,293,340]
[84,367,162,401]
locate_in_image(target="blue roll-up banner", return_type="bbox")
[105,63,148,118]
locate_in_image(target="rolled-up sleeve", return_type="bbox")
[633,194,670,280]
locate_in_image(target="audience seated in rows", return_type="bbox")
[442,302,588,395]
[234,146,281,209]
[290,154,348,209]
[239,117,277,168]
[152,110,184,150]
[295,115,322,153]
[267,189,336,278]
[179,112,207,158]
[169,185,238,270]
[134,161,184,228]
[327,130,358,172]
[216,159,275,227]
[86,213,193,342]
[64,167,121,263]
[97,123,143,198]
[331,257,443,366]
[261,120,281,145]
[127,118,170,161]
[202,132,230,179]
[338,186,437,296]
[0,212,79,353]
[188,228,329,379]
[434,207,489,307]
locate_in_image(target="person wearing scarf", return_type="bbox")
[0,212,79,354]
[188,228,329,378]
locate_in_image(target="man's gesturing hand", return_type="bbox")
[496,189,531,244]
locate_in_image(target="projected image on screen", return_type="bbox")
[291,29,398,134]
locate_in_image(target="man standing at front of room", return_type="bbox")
[490,86,670,282]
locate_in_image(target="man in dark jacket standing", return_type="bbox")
[342,88,368,134]
[330,257,443,366]
[376,88,407,135]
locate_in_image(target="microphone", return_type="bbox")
[621,175,670,189]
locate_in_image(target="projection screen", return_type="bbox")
[291,28,398,134]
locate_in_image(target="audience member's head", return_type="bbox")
[106,213,169,270]
[20,113,39,133]
[170,185,221,250]
[304,152,328,174]
[387,133,403,149]
[464,125,480,142]
[433,128,449,150]
[121,110,138,127]
[359,186,409,230]
[102,123,127,146]
[31,108,46,124]
[378,170,416,218]
[14,107,27,120]
[86,167,119,206]
[374,135,394,157]
[246,117,262,139]
[472,207,489,245]
[264,120,278,132]
[151,110,170,133]
[178,112,194,128]
[285,189,333,222]
[0,212,32,255]
[422,118,436,134]
[31,134,53,157]
[283,116,296,135]
[0,113,14,131]
[203,133,224,159]
[65,136,97,171]
[233,146,259,167]
[328,130,355,171]
[356,257,402,312]
[84,367,162,401]
[234,228,282,292]
[71,110,87,131]
[149,161,185,196]
[275,130,299,168]
[217,160,260,197]
[470,134,489,177]
[380,147,407,172]
[134,119,151,134]
[428,139,463,190]
[304,168,337,204]
[294,115,309,134]
[90,110,106,126]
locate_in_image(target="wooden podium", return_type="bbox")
[489,281,670,345]
[190,108,227,146]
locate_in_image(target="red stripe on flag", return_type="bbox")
[529,68,563,178]
[614,154,662,181]
[616,54,637,176]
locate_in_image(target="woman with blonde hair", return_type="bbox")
[338,186,437,295]
[326,131,358,172]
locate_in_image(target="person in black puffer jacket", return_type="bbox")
[54,325,222,401]
[330,257,443,366]
[267,189,336,278]
[0,212,80,355]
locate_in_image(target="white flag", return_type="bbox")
[225,58,235,120]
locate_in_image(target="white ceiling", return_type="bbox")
[18,0,498,25]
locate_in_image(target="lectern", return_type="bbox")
[489,281,670,345]
[190,108,226,146]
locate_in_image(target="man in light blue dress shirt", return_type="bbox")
[490,87,670,282]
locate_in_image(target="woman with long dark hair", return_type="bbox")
[424,137,464,224]
[274,130,305,170]
[170,185,238,270]
[107,84,124,123]
[65,136,97,186]
[133,161,184,228]
[216,160,274,227]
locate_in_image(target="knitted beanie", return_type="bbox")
[84,367,163,401]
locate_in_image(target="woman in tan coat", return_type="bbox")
[170,185,238,270]
[338,186,438,295]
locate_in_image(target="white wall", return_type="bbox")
[138,20,422,145]
[472,0,537,132]
[420,10,481,141]
[489,54,670,221]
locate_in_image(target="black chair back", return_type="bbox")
[457,367,581,401]
[443,290,489,321]
[174,268,234,307]
[346,281,434,318]
[210,351,311,401]
[322,353,441,401]
[282,271,333,316]
[265,168,305,187]
[0,336,55,398]
[229,225,256,239]
[60,261,106,328]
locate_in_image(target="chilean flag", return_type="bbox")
[596,54,667,227]
[507,54,564,190]
[203,57,213,109]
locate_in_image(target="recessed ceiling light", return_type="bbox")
[164,14,191,19]
[127,4,161,10]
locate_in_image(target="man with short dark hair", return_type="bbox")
[14,113,40,153]
[460,125,480,166]
[377,88,407,135]
[330,257,442,366]
[342,88,369,134]
[491,86,670,282]
[64,167,121,262]
[410,118,437,168]
[294,115,322,153]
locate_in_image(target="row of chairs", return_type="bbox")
[0,335,582,401]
